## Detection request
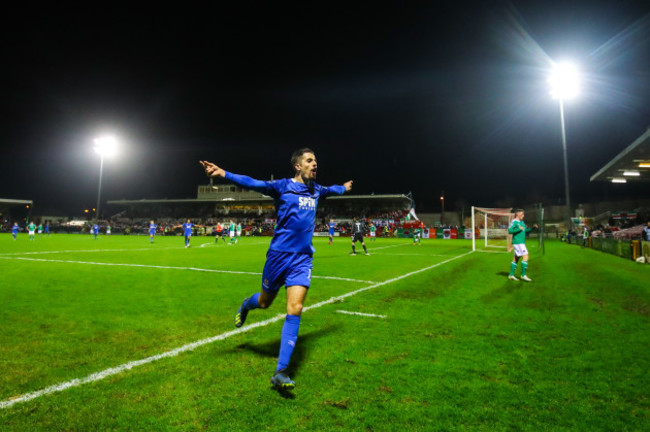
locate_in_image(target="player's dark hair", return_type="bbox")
[291,148,315,172]
[512,208,524,213]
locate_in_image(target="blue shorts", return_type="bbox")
[149,230,156,235]
[262,250,313,293]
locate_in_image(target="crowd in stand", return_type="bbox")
[1,209,411,237]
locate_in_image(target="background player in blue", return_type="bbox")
[149,220,157,243]
[328,219,336,245]
[12,222,19,240]
[200,149,352,390]
[92,223,99,240]
[44,222,49,236]
[183,219,193,248]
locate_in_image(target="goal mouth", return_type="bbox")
[471,206,514,252]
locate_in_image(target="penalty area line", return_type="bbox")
[0,250,473,410]
[0,256,377,284]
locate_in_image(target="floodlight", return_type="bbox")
[639,162,650,168]
[611,178,626,183]
[548,60,580,230]
[93,136,118,157]
[623,171,640,176]
[548,62,579,100]
[93,136,118,219]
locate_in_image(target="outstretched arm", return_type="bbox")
[200,161,226,178]
[199,160,276,196]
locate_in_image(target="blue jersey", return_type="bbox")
[183,223,193,236]
[92,225,99,234]
[44,224,49,233]
[149,223,157,234]
[12,225,19,234]
[224,172,346,254]
[328,222,336,235]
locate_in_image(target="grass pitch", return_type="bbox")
[0,233,648,430]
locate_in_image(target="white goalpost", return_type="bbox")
[471,206,515,252]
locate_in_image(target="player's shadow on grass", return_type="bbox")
[481,273,521,303]
[235,324,339,398]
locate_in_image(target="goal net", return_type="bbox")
[471,206,514,251]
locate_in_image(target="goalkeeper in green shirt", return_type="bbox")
[507,209,538,282]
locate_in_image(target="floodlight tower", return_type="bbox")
[548,62,579,230]
[93,136,117,220]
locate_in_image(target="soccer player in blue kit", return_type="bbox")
[12,222,19,240]
[200,149,352,389]
[328,219,336,245]
[149,220,157,243]
[183,219,193,248]
[92,223,99,240]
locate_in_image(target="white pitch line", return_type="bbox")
[0,250,473,409]
[336,310,387,318]
[0,247,183,256]
[366,243,410,251]
[0,256,377,284]
[371,253,451,257]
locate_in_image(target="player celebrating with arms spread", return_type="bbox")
[507,208,538,282]
[200,148,352,390]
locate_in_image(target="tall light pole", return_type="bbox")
[440,193,445,226]
[93,136,117,220]
[548,62,579,230]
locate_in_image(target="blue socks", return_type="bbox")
[277,314,301,371]
[243,293,260,311]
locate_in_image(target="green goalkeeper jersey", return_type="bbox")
[508,219,532,245]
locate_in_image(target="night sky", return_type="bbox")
[1,2,649,216]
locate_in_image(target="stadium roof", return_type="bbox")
[0,198,33,206]
[590,127,650,183]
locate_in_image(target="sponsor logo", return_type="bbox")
[298,196,316,211]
